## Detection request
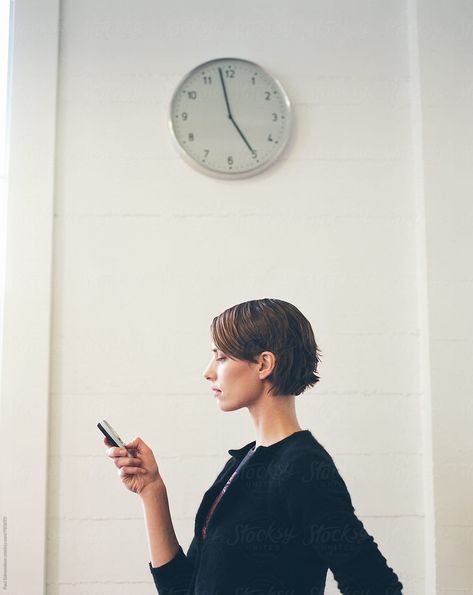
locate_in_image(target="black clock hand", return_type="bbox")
[229,117,255,154]
[218,67,256,155]
[218,67,233,119]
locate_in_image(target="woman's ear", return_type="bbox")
[258,351,276,381]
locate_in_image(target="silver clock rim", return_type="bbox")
[168,57,292,180]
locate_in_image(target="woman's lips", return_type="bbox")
[212,388,221,395]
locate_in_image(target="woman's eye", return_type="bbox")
[216,357,226,361]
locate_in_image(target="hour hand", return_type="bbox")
[229,117,254,154]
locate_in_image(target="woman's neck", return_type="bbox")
[248,387,302,448]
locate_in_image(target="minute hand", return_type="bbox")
[218,67,255,154]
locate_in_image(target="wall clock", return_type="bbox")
[169,57,292,179]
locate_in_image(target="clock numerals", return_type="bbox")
[203,149,210,158]
[268,134,274,142]
[188,133,194,142]
[181,112,188,121]
[225,67,235,78]
[272,113,278,122]
[251,150,258,159]
[227,156,234,166]
[202,75,212,85]
[265,91,271,101]
[187,91,197,100]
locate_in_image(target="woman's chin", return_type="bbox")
[217,399,246,413]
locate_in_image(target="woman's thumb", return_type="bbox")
[126,436,144,450]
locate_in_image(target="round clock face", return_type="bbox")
[169,57,292,179]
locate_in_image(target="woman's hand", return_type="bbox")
[104,436,164,497]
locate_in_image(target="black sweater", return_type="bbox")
[149,429,404,595]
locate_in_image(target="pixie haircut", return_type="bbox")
[210,298,322,397]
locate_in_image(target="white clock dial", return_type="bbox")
[169,57,292,179]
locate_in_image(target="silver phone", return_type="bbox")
[97,419,132,456]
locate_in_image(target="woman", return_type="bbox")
[104,298,404,594]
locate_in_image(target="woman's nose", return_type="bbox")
[202,360,215,381]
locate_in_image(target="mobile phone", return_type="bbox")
[98,420,132,456]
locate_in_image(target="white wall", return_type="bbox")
[47,1,419,594]
[416,1,473,593]
[1,1,471,595]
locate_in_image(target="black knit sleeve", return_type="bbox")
[282,453,404,595]
[149,535,197,595]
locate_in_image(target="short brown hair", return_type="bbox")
[210,298,322,396]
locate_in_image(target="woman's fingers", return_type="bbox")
[118,466,147,477]
[106,447,130,458]
[114,456,142,468]
[104,446,142,466]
